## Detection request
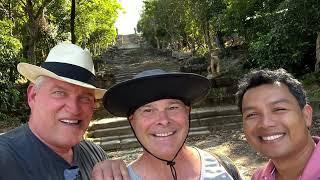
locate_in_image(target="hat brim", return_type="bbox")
[17,63,106,99]
[103,73,210,117]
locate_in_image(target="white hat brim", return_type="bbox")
[17,63,106,99]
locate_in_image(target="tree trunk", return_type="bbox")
[202,20,221,78]
[315,32,320,72]
[155,36,160,49]
[202,20,213,53]
[215,30,225,50]
[25,18,39,64]
[24,0,53,64]
[71,0,76,44]
[26,36,36,64]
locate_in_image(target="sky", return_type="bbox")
[115,0,143,35]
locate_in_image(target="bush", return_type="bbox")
[300,72,320,101]
[243,0,320,76]
[0,35,28,127]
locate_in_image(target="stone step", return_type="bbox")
[89,117,128,131]
[89,106,240,131]
[89,126,210,143]
[190,106,239,119]
[88,125,132,138]
[87,120,213,137]
[113,66,181,83]
[87,114,241,138]
[90,121,243,151]
[92,129,212,151]
[115,74,137,83]
[195,114,242,127]
[115,73,137,79]
[87,106,242,151]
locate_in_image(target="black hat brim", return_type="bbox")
[103,73,210,117]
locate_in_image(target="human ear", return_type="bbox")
[188,106,192,113]
[128,115,134,122]
[302,104,313,128]
[27,84,37,108]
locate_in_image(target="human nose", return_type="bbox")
[65,97,81,114]
[156,110,170,126]
[259,112,276,128]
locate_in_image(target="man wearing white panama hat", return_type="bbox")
[0,43,128,180]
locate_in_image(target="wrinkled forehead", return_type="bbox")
[127,98,191,118]
[38,76,95,96]
[141,98,187,107]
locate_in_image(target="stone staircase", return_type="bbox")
[91,34,243,151]
[113,63,179,83]
[96,34,181,85]
[87,106,242,151]
[103,48,180,83]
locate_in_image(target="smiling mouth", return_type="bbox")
[260,133,285,141]
[153,131,175,137]
[60,119,80,125]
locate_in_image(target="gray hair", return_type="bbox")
[33,76,48,91]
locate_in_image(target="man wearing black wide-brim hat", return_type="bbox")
[101,69,243,180]
[0,42,128,180]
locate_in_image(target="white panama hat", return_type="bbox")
[17,42,106,99]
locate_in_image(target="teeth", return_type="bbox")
[262,134,284,141]
[155,132,174,137]
[60,119,79,124]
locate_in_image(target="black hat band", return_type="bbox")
[41,62,96,86]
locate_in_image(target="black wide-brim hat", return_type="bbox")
[103,69,211,117]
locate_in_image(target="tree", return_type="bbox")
[245,0,320,75]
[223,0,284,42]
[316,33,320,72]
[23,0,54,64]
[0,0,121,124]
[0,19,24,123]
[71,0,76,43]
[75,0,121,53]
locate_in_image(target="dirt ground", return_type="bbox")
[107,128,268,180]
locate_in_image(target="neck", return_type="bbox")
[132,146,200,179]
[273,136,315,180]
[28,122,74,164]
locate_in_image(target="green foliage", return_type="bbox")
[0,32,27,125]
[1,0,121,64]
[45,0,71,41]
[300,72,320,100]
[138,0,186,48]
[1,0,320,125]
[0,0,122,127]
[223,0,284,41]
[245,0,320,75]
[138,0,226,52]
[138,0,320,77]
[76,0,121,53]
